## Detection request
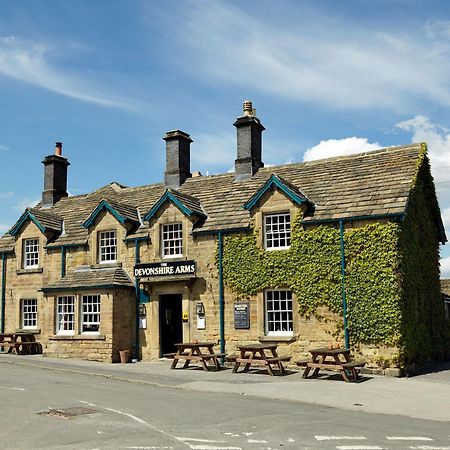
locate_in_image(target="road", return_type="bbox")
[0,363,449,449]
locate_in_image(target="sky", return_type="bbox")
[2,0,450,273]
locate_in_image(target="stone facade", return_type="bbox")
[0,102,446,366]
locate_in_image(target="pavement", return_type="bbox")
[1,353,450,423]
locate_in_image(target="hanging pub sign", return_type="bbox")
[134,260,196,278]
[234,301,250,329]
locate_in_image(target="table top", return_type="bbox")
[175,342,215,348]
[309,347,350,355]
[237,343,278,350]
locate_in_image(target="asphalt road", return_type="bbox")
[0,363,449,450]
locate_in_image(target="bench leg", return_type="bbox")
[302,367,311,378]
[266,363,275,376]
[340,369,350,382]
[170,357,179,369]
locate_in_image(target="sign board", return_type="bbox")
[134,260,196,278]
[234,302,250,329]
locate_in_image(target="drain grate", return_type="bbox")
[38,407,97,419]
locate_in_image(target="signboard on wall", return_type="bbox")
[234,302,250,329]
[134,260,196,278]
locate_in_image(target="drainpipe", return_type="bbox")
[61,246,66,278]
[1,253,6,334]
[218,232,225,357]
[339,220,350,349]
[134,239,141,361]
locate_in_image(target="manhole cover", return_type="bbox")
[38,407,97,419]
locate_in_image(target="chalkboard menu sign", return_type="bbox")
[234,302,250,329]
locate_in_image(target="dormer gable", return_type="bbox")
[9,208,63,237]
[82,198,140,229]
[144,189,206,222]
[243,174,314,211]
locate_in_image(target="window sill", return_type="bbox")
[16,268,43,275]
[16,329,41,334]
[259,335,297,343]
[91,262,122,269]
[50,335,106,341]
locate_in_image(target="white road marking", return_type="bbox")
[247,440,267,444]
[80,400,97,407]
[188,446,241,450]
[336,447,383,450]
[387,437,433,441]
[105,407,148,425]
[0,386,25,391]
[410,447,450,449]
[315,436,367,441]
[177,438,227,443]
[127,447,173,449]
[287,438,295,442]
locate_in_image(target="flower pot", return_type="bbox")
[119,349,129,364]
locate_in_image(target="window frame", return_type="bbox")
[264,289,293,336]
[264,212,291,250]
[21,298,38,329]
[81,294,101,334]
[56,296,76,335]
[98,230,118,263]
[161,222,183,259]
[23,238,40,268]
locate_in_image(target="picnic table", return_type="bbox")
[231,343,290,376]
[297,347,365,382]
[167,342,226,371]
[0,332,39,355]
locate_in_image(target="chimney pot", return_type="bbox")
[55,142,63,156]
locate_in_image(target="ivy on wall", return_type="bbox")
[219,144,449,367]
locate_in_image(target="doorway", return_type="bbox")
[159,294,183,356]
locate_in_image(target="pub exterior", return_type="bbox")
[0,101,448,372]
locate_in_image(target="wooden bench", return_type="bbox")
[295,359,311,367]
[1,341,39,355]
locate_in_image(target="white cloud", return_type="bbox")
[303,137,381,161]
[0,144,9,151]
[0,36,132,109]
[440,256,450,278]
[165,2,450,110]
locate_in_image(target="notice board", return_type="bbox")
[234,302,250,329]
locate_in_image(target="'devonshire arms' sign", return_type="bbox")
[134,260,196,278]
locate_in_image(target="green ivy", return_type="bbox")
[218,143,449,367]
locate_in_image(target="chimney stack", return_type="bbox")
[234,100,264,181]
[42,142,70,207]
[164,130,192,189]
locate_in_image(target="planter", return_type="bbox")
[119,349,129,364]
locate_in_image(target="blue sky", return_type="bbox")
[2,0,450,273]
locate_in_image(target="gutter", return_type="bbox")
[302,212,405,226]
[218,232,225,359]
[339,220,350,349]
[134,238,141,362]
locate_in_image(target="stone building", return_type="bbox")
[0,102,447,368]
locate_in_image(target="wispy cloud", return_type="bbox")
[164,1,450,111]
[0,144,9,151]
[303,137,381,161]
[0,36,132,109]
[0,191,14,200]
[0,223,11,234]
[13,197,39,212]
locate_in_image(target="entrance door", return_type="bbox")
[159,294,183,356]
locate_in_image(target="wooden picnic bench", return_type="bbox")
[169,342,225,371]
[231,343,290,376]
[0,332,40,355]
[297,347,365,382]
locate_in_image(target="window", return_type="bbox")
[264,213,291,250]
[81,295,101,333]
[99,231,117,263]
[22,299,37,329]
[23,238,39,268]
[56,296,75,335]
[265,289,293,336]
[161,223,183,258]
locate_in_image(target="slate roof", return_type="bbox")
[42,266,134,291]
[0,143,443,249]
